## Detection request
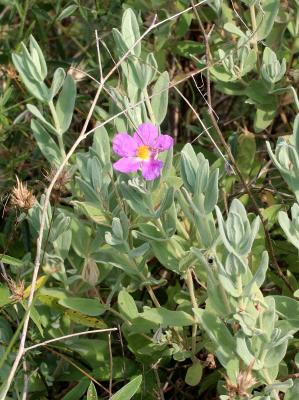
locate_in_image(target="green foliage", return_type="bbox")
[1,1,299,399]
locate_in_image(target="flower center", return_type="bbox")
[136,145,150,160]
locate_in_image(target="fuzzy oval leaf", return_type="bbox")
[59,297,106,316]
[27,104,57,134]
[256,0,280,40]
[50,68,66,100]
[185,361,203,386]
[140,307,193,327]
[87,382,98,400]
[118,289,139,320]
[121,9,141,57]
[29,35,47,80]
[56,74,76,134]
[0,254,23,267]
[57,5,78,21]
[31,119,61,167]
[110,375,142,400]
[12,53,49,102]
[151,72,169,125]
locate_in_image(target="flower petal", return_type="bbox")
[134,123,158,147]
[112,133,138,157]
[154,134,173,152]
[113,157,140,174]
[141,159,163,181]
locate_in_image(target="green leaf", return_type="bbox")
[174,40,205,59]
[110,375,142,400]
[151,72,169,125]
[0,317,13,342]
[0,285,10,307]
[272,295,299,320]
[12,53,49,102]
[57,5,78,21]
[236,133,256,178]
[112,28,129,59]
[282,379,299,400]
[73,201,106,224]
[144,53,158,84]
[62,379,89,400]
[224,22,245,37]
[150,238,184,273]
[118,289,139,320]
[31,119,62,166]
[56,74,76,134]
[59,297,106,316]
[204,169,219,214]
[155,187,174,218]
[65,310,107,329]
[93,125,111,168]
[0,254,23,267]
[294,113,299,156]
[50,68,66,100]
[27,104,57,134]
[195,309,237,367]
[243,251,269,296]
[20,42,44,82]
[87,382,98,400]
[236,333,263,370]
[256,0,280,40]
[29,35,47,80]
[121,9,141,57]
[180,143,199,192]
[22,303,43,336]
[254,106,277,133]
[120,183,154,218]
[139,307,193,327]
[185,360,203,386]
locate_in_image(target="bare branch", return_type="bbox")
[24,328,118,353]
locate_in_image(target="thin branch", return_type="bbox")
[47,346,110,394]
[24,328,118,353]
[21,359,29,400]
[185,268,198,356]
[95,30,103,83]
[152,361,165,400]
[108,332,113,397]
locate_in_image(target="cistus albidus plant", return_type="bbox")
[1,2,299,400]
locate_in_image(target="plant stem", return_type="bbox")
[185,268,198,355]
[249,4,260,69]
[153,365,165,400]
[18,0,29,40]
[146,285,161,308]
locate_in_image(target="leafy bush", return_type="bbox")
[1,1,299,399]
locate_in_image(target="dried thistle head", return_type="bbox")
[10,176,36,211]
[224,360,256,399]
[44,168,71,203]
[6,277,25,303]
[45,168,71,191]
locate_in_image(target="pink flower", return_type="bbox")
[112,123,173,181]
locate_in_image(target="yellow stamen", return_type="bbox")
[136,145,150,160]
